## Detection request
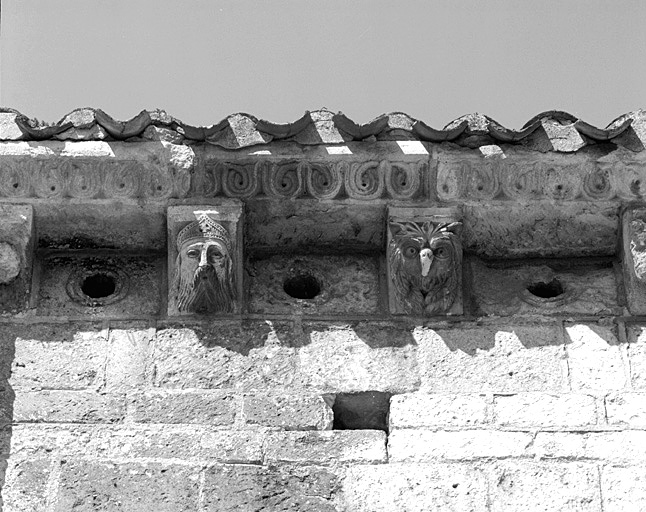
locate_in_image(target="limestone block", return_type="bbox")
[0,204,34,313]
[129,390,237,425]
[628,325,646,389]
[493,393,598,428]
[388,393,488,430]
[565,324,627,391]
[248,254,379,316]
[167,202,243,316]
[601,465,646,512]
[622,207,646,314]
[264,430,387,464]
[462,201,618,258]
[415,324,565,392]
[242,394,333,430]
[343,463,487,512]
[605,392,646,427]
[8,324,108,390]
[55,461,201,512]
[387,206,463,316]
[388,430,532,462]
[1,458,50,512]
[0,112,24,140]
[470,258,620,317]
[533,431,646,462]
[104,326,154,391]
[298,323,420,393]
[487,461,601,512]
[202,464,339,512]
[13,390,125,423]
[149,323,298,390]
[2,425,59,458]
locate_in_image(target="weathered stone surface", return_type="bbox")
[248,254,380,316]
[601,465,646,512]
[565,324,627,391]
[1,458,50,512]
[462,202,618,258]
[0,242,20,284]
[265,430,387,464]
[0,112,23,140]
[533,431,646,462]
[388,430,532,461]
[605,392,646,427]
[493,393,598,428]
[488,461,601,512]
[470,258,620,317]
[129,390,237,425]
[243,394,333,430]
[627,325,646,389]
[415,325,565,392]
[0,205,34,313]
[8,324,108,390]
[13,390,125,423]
[621,208,646,314]
[55,461,201,512]
[105,326,154,392]
[298,323,420,393]
[389,393,488,429]
[343,463,487,512]
[203,464,339,511]
[149,323,298,390]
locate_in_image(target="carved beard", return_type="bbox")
[175,260,234,314]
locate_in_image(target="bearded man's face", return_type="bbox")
[175,239,235,313]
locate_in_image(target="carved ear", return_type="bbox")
[443,222,462,237]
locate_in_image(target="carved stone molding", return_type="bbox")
[0,204,34,313]
[387,207,463,316]
[622,206,646,315]
[167,202,243,316]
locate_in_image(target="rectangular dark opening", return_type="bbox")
[332,391,392,432]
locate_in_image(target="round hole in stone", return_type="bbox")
[283,274,321,299]
[81,273,116,298]
[527,278,564,299]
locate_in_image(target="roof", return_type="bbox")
[1,108,645,153]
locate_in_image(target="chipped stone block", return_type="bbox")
[242,394,333,430]
[388,430,532,462]
[415,324,565,392]
[388,393,488,430]
[488,461,601,512]
[601,465,646,512]
[387,207,462,316]
[13,390,125,423]
[203,464,339,512]
[54,461,201,512]
[264,430,387,464]
[167,202,243,316]
[565,324,627,392]
[622,207,646,314]
[1,458,50,512]
[493,393,598,428]
[129,390,237,425]
[0,204,34,314]
[343,463,488,512]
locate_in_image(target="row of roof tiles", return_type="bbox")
[1,107,645,153]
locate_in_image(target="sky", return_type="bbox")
[2,0,645,128]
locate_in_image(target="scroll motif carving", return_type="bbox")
[103,161,143,198]
[68,162,101,199]
[345,161,385,200]
[385,162,422,200]
[168,204,243,316]
[221,162,261,198]
[34,164,67,198]
[387,207,463,316]
[263,162,304,198]
[0,161,31,198]
[305,162,344,199]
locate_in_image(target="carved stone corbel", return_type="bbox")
[387,207,463,316]
[0,204,35,313]
[622,206,646,314]
[167,202,243,315]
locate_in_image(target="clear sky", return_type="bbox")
[2,0,645,128]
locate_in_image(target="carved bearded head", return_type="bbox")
[173,214,236,314]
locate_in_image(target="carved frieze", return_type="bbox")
[167,203,243,316]
[622,207,646,315]
[0,204,34,313]
[387,207,463,316]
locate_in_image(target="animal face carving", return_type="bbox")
[172,214,236,314]
[630,219,646,281]
[388,220,462,315]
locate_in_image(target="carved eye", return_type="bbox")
[208,249,224,264]
[403,245,418,259]
[435,247,450,259]
[186,249,200,259]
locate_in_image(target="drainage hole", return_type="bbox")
[283,274,321,299]
[81,273,116,298]
[332,391,392,432]
[527,278,563,299]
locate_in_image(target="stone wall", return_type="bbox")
[1,118,646,510]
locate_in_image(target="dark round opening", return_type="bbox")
[81,273,116,298]
[527,278,564,299]
[283,274,321,299]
